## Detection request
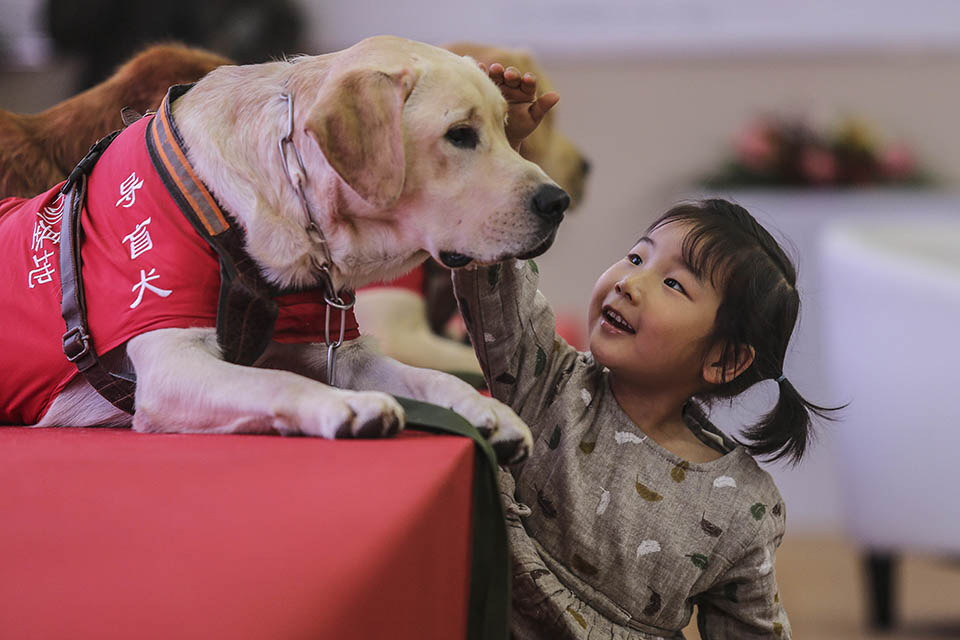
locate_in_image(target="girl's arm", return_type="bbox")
[695,518,791,638]
[452,260,579,442]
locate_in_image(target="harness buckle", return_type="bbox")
[62,131,122,192]
[62,327,91,363]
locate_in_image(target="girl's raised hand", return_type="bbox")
[480,62,560,150]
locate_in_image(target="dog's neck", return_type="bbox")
[170,60,416,293]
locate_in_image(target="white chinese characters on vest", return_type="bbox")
[26,193,64,288]
[28,251,56,288]
[130,268,173,309]
[116,172,173,307]
[122,218,153,260]
[116,172,144,208]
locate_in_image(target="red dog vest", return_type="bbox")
[0,114,359,425]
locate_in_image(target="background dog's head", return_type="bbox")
[0,43,231,200]
[296,36,569,281]
[443,42,590,209]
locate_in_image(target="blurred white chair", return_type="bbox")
[820,218,960,630]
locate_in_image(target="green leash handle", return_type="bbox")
[395,397,510,640]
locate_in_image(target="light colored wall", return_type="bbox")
[534,52,960,313]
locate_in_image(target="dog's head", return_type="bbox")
[296,36,569,281]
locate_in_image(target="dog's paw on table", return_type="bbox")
[292,390,405,439]
[449,395,533,465]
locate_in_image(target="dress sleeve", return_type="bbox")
[695,512,792,639]
[452,260,578,442]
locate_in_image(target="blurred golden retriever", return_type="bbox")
[0,43,231,198]
[445,42,589,206]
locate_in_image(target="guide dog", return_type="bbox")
[1,36,569,461]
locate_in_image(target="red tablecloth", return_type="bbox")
[0,427,473,639]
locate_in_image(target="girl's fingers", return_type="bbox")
[487,63,547,106]
[502,66,522,88]
[528,91,560,123]
[521,72,538,96]
[487,62,505,84]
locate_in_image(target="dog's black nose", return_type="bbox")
[531,184,570,224]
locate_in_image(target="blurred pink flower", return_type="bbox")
[879,143,917,180]
[704,114,929,188]
[734,122,776,170]
[801,146,837,184]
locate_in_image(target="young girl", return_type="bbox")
[453,195,837,638]
[464,64,835,638]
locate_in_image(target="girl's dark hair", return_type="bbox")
[647,198,841,464]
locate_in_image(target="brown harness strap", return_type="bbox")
[59,131,137,414]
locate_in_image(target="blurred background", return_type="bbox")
[2,1,958,637]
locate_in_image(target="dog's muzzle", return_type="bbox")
[513,184,568,260]
[438,184,569,269]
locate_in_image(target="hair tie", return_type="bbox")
[775,374,787,384]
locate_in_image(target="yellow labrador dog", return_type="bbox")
[23,36,568,461]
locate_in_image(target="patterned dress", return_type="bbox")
[453,260,792,639]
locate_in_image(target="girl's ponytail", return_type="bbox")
[740,375,842,465]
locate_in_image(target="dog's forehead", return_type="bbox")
[339,37,507,115]
[322,36,506,130]
[417,56,507,123]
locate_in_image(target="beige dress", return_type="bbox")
[453,260,792,639]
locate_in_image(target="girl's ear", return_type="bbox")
[702,342,755,386]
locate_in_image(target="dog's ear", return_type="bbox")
[305,68,414,208]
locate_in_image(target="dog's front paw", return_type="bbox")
[296,390,405,439]
[452,396,533,464]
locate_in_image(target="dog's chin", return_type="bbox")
[515,228,558,260]
[437,228,559,270]
[439,252,474,268]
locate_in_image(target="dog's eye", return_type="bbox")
[445,125,479,149]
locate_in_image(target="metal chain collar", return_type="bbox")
[278,92,356,386]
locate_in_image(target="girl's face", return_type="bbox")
[587,221,723,391]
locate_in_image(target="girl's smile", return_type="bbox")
[599,304,635,334]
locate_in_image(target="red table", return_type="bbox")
[0,427,474,639]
